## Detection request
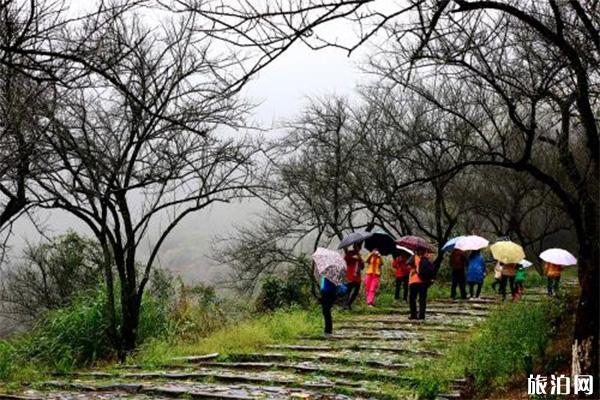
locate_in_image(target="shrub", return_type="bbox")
[461,301,552,389]
[0,341,15,380]
[255,265,313,312]
[2,269,179,377]
[414,295,569,398]
[15,290,114,371]
[0,231,104,326]
[169,282,228,340]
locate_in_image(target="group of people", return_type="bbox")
[319,242,566,335]
[320,242,436,335]
[452,249,529,301]
[342,242,435,319]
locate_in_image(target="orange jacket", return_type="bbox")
[409,255,424,285]
[544,262,562,278]
[365,252,383,275]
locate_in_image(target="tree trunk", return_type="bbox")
[119,287,141,358]
[100,241,120,358]
[571,200,599,395]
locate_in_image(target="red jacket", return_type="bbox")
[392,256,411,278]
[344,250,363,283]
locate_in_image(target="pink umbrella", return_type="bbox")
[455,235,489,251]
[539,248,577,266]
[312,247,347,285]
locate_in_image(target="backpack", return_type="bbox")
[417,258,437,281]
[336,283,348,296]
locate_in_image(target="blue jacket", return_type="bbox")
[320,276,336,293]
[466,252,486,283]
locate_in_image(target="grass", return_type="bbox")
[131,306,322,367]
[407,290,575,399]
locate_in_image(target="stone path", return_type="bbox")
[6,288,554,400]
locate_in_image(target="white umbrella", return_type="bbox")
[312,247,347,285]
[539,248,577,266]
[395,245,414,256]
[455,235,489,251]
[518,259,533,268]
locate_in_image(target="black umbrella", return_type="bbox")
[364,230,396,256]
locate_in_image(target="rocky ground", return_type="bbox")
[3,288,552,400]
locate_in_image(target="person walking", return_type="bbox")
[514,264,526,300]
[408,250,435,320]
[343,242,364,310]
[364,248,383,306]
[392,250,411,302]
[499,262,517,300]
[544,261,562,296]
[319,276,337,335]
[491,262,503,293]
[449,248,467,300]
[466,250,485,299]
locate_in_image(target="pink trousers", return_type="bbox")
[364,273,380,305]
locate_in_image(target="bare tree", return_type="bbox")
[0,0,154,258]
[466,167,574,272]
[368,5,598,377]
[0,1,62,259]
[36,12,258,357]
[219,96,365,296]
[173,0,599,379]
[348,93,478,267]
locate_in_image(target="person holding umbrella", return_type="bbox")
[491,262,503,293]
[392,246,413,302]
[343,242,364,310]
[499,262,517,300]
[466,250,486,299]
[449,249,467,300]
[312,248,347,335]
[364,248,384,307]
[514,260,531,300]
[544,262,562,296]
[363,230,396,307]
[408,248,436,320]
[337,231,372,310]
[319,275,337,335]
[490,240,525,301]
[540,249,577,296]
[453,235,489,300]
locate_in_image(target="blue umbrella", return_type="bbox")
[442,236,466,252]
